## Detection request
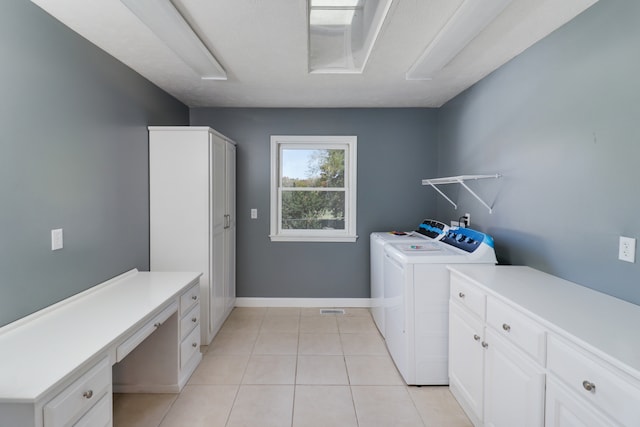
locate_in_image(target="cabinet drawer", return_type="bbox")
[450,274,486,320]
[180,283,200,313]
[116,301,177,362]
[180,324,201,369]
[180,303,200,340]
[547,335,640,427]
[486,297,546,365]
[73,391,112,427]
[44,357,111,427]
[545,378,617,427]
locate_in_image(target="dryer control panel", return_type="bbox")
[441,227,495,253]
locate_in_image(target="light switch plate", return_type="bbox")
[51,228,63,251]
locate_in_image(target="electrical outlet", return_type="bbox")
[463,213,471,227]
[250,208,258,219]
[451,220,460,227]
[618,236,635,263]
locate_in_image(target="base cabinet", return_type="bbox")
[484,328,545,427]
[112,281,202,392]
[0,271,201,427]
[44,357,112,427]
[449,298,544,427]
[449,302,484,426]
[546,334,640,427]
[448,266,640,427]
[449,270,546,427]
[545,378,617,427]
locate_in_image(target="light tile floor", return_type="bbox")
[114,307,472,427]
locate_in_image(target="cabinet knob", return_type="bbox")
[82,390,94,399]
[153,322,162,328]
[192,295,198,301]
[473,334,481,341]
[458,292,465,298]
[582,380,596,392]
[192,317,197,323]
[192,342,198,348]
[502,323,511,332]
[481,341,489,349]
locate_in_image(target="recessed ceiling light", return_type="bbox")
[120,0,226,80]
[406,0,513,80]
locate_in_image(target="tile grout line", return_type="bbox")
[224,309,265,427]
[290,310,301,427]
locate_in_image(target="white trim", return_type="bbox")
[268,235,358,243]
[147,126,236,146]
[235,297,371,308]
[270,135,357,242]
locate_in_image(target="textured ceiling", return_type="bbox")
[31,0,598,108]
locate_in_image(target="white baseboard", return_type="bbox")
[235,297,371,308]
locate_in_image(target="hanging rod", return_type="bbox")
[421,174,501,213]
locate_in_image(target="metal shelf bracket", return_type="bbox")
[421,174,501,213]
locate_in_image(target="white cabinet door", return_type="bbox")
[210,133,227,236]
[545,378,616,427]
[210,230,226,335]
[449,302,484,426]
[209,134,228,337]
[225,142,236,313]
[483,328,545,427]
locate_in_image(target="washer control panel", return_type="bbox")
[441,227,494,253]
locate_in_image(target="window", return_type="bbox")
[270,135,357,242]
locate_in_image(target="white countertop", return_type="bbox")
[447,265,640,379]
[0,270,201,402]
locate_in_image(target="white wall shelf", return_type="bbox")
[422,174,501,213]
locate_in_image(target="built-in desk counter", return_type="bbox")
[0,269,202,427]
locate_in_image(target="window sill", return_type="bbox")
[269,235,358,243]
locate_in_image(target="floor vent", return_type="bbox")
[319,308,345,315]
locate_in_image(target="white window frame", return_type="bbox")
[270,135,357,242]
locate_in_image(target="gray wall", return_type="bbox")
[0,0,189,326]
[437,0,640,303]
[4,0,635,325]
[190,108,438,299]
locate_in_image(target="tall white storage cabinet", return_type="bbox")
[149,126,236,345]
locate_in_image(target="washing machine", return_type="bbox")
[383,226,496,385]
[370,220,449,336]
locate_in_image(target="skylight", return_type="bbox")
[308,0,393,74]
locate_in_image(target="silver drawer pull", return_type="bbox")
[582,380,596,392]
[502,323,511,332]
[481,341,489,349]
[191,317,197,323]
[192,295,198,300]
[82,390,94,399]
[458,292,465,298]
[473,334,481,341]
[192,342,198,348]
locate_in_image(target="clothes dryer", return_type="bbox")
[383,226,496,385]
[370,220,448,336]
